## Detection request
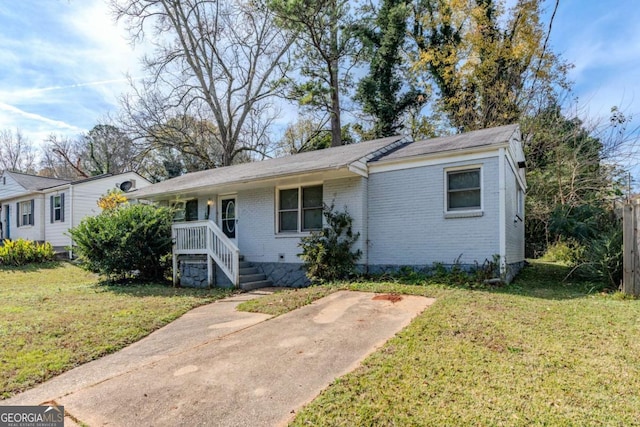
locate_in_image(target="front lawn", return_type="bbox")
[241,262,640,426]
[0,262,230,399]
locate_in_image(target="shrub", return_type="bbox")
[571,226,622,290]
[0,239,55,265]
[97,189,128,211]
[298,204,362,283]
[69,204,173,281]
[540,240,584,265]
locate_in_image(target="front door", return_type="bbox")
[219,196,237,243]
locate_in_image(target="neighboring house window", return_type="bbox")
[18,200,34,227]
[277,185,323,232]
[50,194,65,223]
[446,168,482,212]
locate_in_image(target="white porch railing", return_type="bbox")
[172,220,240,287]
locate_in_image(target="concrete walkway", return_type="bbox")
[3,289,434,426]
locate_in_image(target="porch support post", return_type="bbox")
[172,226,178,286]
[206,224,214,287]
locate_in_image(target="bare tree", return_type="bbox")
[111,0,295,168]
[40,135,87,179]
[40,124,148,179]
[0,129,37,174]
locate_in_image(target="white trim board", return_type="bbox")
[368,150,501,174]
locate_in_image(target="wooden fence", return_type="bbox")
[623,200,640,296]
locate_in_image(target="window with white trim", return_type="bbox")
[516,187,524,219]
[51,194,64,222]
[446,168,481,212]
[19,200,34,227]
[277,185,323,233]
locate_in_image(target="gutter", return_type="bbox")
[69,184,74,259]
[130,164,362,202]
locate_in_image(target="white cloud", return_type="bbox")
[0,0,153,144]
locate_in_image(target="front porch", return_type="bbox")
[172,220,275,289]
[172,219,239,287]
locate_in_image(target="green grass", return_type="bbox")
[237,285,337,316]
[240,262,640,426]
[0,262,231,399]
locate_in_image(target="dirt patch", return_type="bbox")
[372,294,403,303]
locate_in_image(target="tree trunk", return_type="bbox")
[329,0,342,147]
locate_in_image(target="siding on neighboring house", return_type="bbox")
[40,172,151,250]
[367,157,501,267]
[10,195,45,242]
[71,183,105,227]
[44,190,70,248]
[0,174,27,200]
[69,173,148,228]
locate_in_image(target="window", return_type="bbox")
[278,185,323,233]
[516,187,524,219]
[18,200,34,227]
[171,199,199,222]
[446,168,481,212]
[50,194,65,223]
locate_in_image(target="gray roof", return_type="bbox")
[132,135,407,199]
[132,124,519,200]
[373,124,519,163]
[5,171,71,191]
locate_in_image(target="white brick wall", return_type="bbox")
[323,176,368,259]
[367,157,501,266]
[504,158,525,264]
[236,176,368,264]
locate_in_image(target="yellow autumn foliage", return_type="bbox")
[97,189,128,211]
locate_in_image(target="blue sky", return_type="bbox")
[0,0,638,149]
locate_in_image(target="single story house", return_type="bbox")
[130,124,526,289]
[0,171,151,253]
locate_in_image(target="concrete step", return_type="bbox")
[239,273,266,284]
[239,267,259,275]
[240,279,273,291]
[239,261,252,269]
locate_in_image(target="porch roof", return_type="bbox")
[131,135,408,200]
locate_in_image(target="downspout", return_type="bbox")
[363,175,369,273]
[68,185,74,259]
[498,148,507,278]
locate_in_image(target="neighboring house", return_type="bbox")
[0,171,151,252]
[130,124,526,289]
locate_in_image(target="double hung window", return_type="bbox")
[446,168,481,212]
[278,185,323,232]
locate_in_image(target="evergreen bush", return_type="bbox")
[298,204,362,283]
[69,204,173,281]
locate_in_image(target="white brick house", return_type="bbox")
[130,124,526,288]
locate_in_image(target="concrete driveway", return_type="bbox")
[3,289,434,426]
